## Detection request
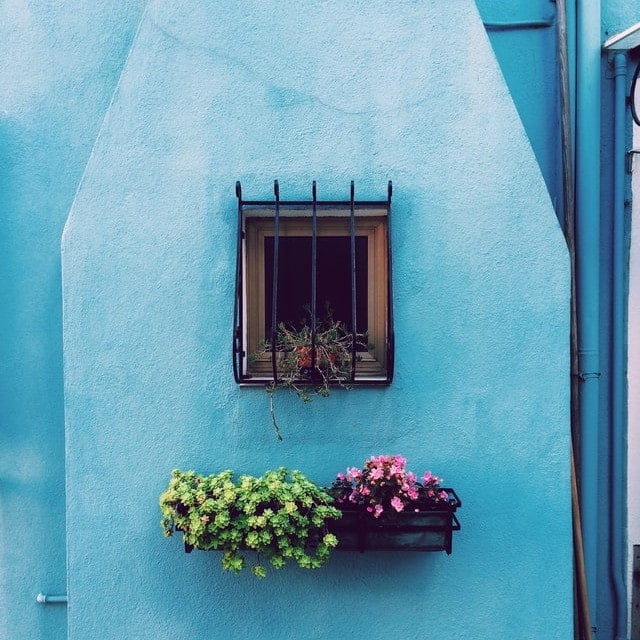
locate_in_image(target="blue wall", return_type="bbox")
[60,2,572,639]
[0,3,145,639]
[475,0,563,223]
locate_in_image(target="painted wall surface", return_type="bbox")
[61,2,572,639]
[0,3,145,640]
[475,0,563,222]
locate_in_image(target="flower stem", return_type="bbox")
[269,390,283,441]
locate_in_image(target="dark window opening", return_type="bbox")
[264,236,368,338]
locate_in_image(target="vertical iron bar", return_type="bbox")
[349,181,357,381]
[271,180,280,383]
[311,181,318,370]
[233,181,243,382]
[386,180,394,383]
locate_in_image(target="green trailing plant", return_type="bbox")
[160,467,341,578]
[253,311,370,439]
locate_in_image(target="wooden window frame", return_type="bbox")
[242,209,389,381]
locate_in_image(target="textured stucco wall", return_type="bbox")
[475,0,562,220]
[0,3,145,639]
[61,1,571,639]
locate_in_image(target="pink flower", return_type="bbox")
[423,471,441,485]
[346,467,362,482]
[334,455,450,520]
[369,467,383,480]
[394,455,407,468]
[422,471,438,484]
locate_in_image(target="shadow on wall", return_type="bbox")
[0,116,68,639]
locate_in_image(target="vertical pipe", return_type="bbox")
[566,0,577,155]
[575,0,601,629]
[557,0,580,452]
[611,51,628,640]
[558,1,593,634]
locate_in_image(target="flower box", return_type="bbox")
[328,489,461,554]
[162,456,463,577]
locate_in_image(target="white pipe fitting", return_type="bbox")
[36,593,68,604]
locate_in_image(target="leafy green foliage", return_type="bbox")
[253,310,370,439]
[160,468,341,577]
[260,318,369,402]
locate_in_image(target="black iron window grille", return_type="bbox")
[233,181,394,385]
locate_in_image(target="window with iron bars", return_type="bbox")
[233,181,394,386]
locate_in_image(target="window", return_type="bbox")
[233,181,394,385]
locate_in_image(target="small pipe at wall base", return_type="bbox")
[36,593,68,604]
[482,18,554,31]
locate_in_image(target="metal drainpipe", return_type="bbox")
[576,0,601,630]
[611,51,628,640]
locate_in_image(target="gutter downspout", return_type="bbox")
[575,0,601,631]
[611,51,628,640]
[558,1,593,636]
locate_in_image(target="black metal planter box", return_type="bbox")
[329,489,461,554]
[179,489,461,556]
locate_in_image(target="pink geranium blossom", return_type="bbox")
[423,471,439,485]
[346,467,362,482]
[331,454,450,519]
[369,467,383,480]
